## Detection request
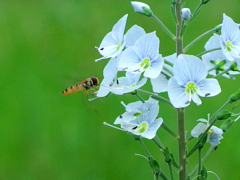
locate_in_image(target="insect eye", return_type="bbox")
[91,77,99,86]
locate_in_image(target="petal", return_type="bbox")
[197,79,221,97]
[118,47,141,70]
[143,54,164,78]
[112,14,128,42]
[191,123,207,138]
[125,25,146,47]
[168,77,190,108]
[142,118,163,139]
[133,32,159,60]
[150,74,168,93]
[174,54,208,85]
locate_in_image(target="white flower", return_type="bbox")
[202,34,240,78]
[191,118,223,146]
[109,72,147,95]
[118,32,164,78]
[181,8,191,20]
[220,14,240,61]
[115,97,163,139]
[95,14,128,62]
[150,74,168,93]
[168,54,221,108]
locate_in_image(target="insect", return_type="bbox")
[61,76,100,96]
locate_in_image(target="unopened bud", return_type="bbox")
[202,0,211,4]
[214,24,222,33]
[229,62,239,71]
[216,110,232,120]
[131,1,153,17]
[210,60,226,71]
[170,0,177,5]
[229,89,240,103]
[220,119,235,132]
[181,8,191,20]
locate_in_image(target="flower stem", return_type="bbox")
[184,29,215,53]
[137,89,172,106]
[177,108,187,180]
[197,148,202,180]
[162,123,178,139]
[196,47,221,58]
[190,146,214,176]
[153,136,165,149]
[135,92,145,103]
[151,15,176,41]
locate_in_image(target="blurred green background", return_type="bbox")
[1,0,240,179]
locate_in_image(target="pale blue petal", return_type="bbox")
[125,25,146,47]
[191,123,207,138]
[204,34,221,50]
[97,73,115,97]
[114,112,135,124]
[174,54,208,85]
[143,54,164,78]
[197,79,221,97]
[191,93,202,106]
[103,57,118,77]
[133,32,159,60]
[118,47,141,70]
[142,118,163,139]
[112,14,128,42]
[150,74,168,93]
[168,77,190,108]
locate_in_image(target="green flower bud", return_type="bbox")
[216,110,232,120]
[149,157,160,175]
[220,119,235,132]
[229,62,239,71]
[202,0,211,4]
[229,89,240,103]
[170,0,177,5]
[214,24,222,33]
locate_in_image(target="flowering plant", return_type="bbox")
[90,1,240,179]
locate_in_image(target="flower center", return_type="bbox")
[208,129,214,135]
[226,40,233,52]
[185,82,198,94]
[136,121,148,133]
[116,42,121,51]
[140,57,151,70]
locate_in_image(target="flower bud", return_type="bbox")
[181,8,191,20]
[170,0,177,4]
[229,62,239,71]
[216,110,232,120]
[131,1,153,17]
[220,119,235,132]
[229,89,240,103]
[214,24,222,33]
[202,0,211,4]
[210,60,226,71]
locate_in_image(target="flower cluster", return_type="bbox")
[94,4,240,140]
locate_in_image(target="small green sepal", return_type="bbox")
[149,157,161,176]
[202,0,211,4]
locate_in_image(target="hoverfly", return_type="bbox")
[62,76,100,96]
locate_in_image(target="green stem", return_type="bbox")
[168,162,175,180]
[135,92,145,103]
[190,146,214,176]
[213,67,231,78]
[197,148,202,180]
[151,15,176,41]
[184,29,215,53]
[137,89,172,106]
[177,108,186,180]
[196,47,221,58]
[162,123,178,139]
[138,138,152,157]
[153,136,165,149]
